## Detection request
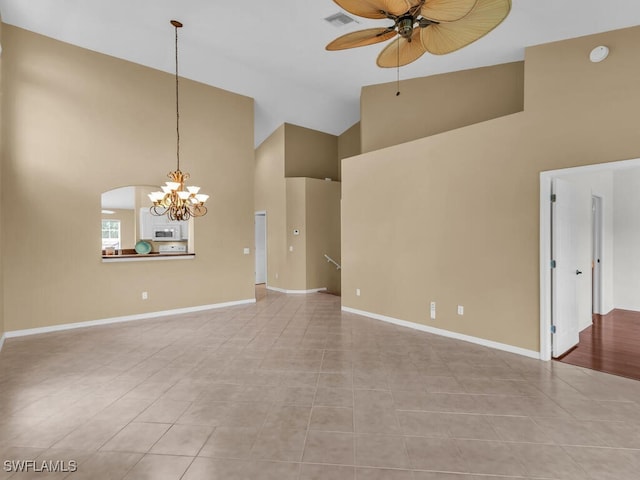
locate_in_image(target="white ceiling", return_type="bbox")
[2,0,640,146]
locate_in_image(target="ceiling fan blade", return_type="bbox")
[421,0,478,22]
[327,28,398,51]
[333,0,414,19]
[377,29,427,68]
[421,0,511,55]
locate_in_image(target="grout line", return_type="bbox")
[4,287,640,479]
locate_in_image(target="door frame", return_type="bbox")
[591,195,603,315]
[255,211,267,285]
[539,157,640,361]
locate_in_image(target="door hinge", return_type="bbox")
[551,325,556,334]
[551,194,557,203]
[551,260,556,268]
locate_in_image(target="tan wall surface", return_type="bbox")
[284,123,339,180]
[361,62,524,153]
[305,179,341,294]
[0,19,4,340]
[256,124,342,292]
[342,26,640,352]
[2,25,255,332]
[338,122,361,182]
[285,178,307,290]
[255,125,287,288]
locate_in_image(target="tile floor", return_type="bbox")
[1,288,640,479]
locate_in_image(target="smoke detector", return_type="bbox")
[589,46,609,63]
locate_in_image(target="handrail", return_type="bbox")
[324,254,341,270]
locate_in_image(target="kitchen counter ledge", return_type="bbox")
[101,253,195,263]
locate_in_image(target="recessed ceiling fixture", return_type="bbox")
[326,0,512,68]
[148,20,209,222]
[589,45,609,63]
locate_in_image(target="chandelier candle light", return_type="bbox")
[148,20,209,222]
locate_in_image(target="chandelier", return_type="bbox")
[148,20,209,222]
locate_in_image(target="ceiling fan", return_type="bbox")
[326,0,512,68]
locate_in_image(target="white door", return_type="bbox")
[255,213,267,284]
[552,178,581,357]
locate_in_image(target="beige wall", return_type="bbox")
[305,178,341,294]
[0,19,4,341]
[255,124,342,292]
[342,26,640,352]
[360,62,524,153]
[255,125,287,289]
[284,123,339,180]
[285,178,307,290]
[338,122,361,182]
[1,25,255,332]
[283,178,341,293]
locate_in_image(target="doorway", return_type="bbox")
[540,157,640,361]
[255,212,267,285]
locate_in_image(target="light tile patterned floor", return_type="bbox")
[1,288,640,479]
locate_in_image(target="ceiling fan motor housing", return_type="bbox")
[397,16,414,39]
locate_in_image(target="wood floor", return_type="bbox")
[557,309,640,381]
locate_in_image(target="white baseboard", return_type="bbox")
[613,306,640,314]
[342,306,541,360]
[0,333,5,352]
[4,298,256,339]
[266,286,327,294]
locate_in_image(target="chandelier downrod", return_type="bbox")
[172,20,181,172]
[148,20,209,222]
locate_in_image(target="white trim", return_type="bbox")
[4,298,256,339]
[613,306,640,313]
[266,286,327,294]
[539,157,640,362]
[0,334,5,352]
[342,306,541,360]
[539,175,553,361]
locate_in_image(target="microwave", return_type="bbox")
[152,226,181,241]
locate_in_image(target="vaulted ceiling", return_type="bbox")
[2,0,640,145]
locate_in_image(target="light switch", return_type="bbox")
[289,245,294,252]
[243,248,250,255]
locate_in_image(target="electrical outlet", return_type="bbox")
[142,291,148,300]
[275,273,279,279]
[356,288,361,297]
[457,305,464,315]
[289,245,294,252]
[243,247,250,255]
[430,301,436,320]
